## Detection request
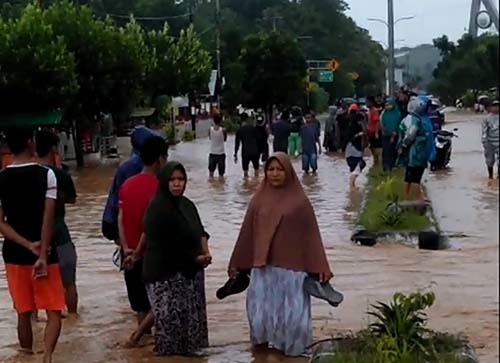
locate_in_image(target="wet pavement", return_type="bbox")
[0,112,497,363]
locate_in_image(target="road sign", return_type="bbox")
[349,72,360,80]
[318,70,334,83]
[327,59,340,71]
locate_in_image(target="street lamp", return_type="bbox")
[368,4,415,96]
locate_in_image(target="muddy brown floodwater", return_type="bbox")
[0,112,497,363]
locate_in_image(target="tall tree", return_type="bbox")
[430,33,499,104]
[240,31,307,113]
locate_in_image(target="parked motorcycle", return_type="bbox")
[430,128,458,170]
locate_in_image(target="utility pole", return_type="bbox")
[387,0,395,97]
[216,0,222,109]
[262,16,283,31]
[188,0,196,135]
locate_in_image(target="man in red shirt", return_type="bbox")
[118,136,168,344]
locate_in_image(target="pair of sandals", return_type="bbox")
[216,271,344,307]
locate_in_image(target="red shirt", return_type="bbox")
[118,173,158,249]
[367,107,381,135]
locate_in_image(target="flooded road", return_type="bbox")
[0,112,497,363]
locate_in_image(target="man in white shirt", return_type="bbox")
[208,114,228,177]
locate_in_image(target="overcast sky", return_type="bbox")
[345,0,479,47]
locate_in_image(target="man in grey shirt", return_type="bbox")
[482,100,499,179]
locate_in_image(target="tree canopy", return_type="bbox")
[429,33,499,103]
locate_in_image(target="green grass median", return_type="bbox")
[357,166,432,233]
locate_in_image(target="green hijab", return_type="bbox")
[142,161,204,283]
[381,97,401,135]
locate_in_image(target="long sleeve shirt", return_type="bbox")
[482,113,499,146]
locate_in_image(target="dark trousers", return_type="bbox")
[382,135,397,172]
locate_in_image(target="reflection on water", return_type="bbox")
[0,114,497,362]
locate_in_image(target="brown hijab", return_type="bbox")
[228,152,332,275]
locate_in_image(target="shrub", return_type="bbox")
[182,129,195,142]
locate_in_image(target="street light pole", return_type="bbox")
[387,0,395,96]
[368,9,414,96]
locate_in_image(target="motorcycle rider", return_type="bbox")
[482,100,499,180]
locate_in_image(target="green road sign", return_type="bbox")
[318,70,334,83]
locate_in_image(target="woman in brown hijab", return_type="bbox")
[228,152,333,356]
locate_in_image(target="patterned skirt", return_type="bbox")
[146,270,208,356]
[246,265,312,356]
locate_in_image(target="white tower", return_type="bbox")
[469,0,499,37]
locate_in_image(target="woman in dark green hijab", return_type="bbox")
[143,161,211,356]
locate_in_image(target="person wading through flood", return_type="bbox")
[482,100,499,180]
[255,113,270,163]
[0,126,65,363]
[271,109,291,153]
[36,130,79,316]
[380,98,401,172]
[323,105,338,152]
[367,96,382,167]
[234,112,260,178]
[336,101,350,152]
[288,107,304,158]
[301,112,322,174]
[397,96,434,201]
[227,152,333,357]
[102,126,157,247]
[118,136,168,346]
[142,161,211,356]
[208,114,227,178]
[345,103,368,188]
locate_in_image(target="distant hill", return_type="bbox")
[395,44,442,88]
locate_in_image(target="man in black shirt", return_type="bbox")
[36,130,79,315]
[0,126,64,362]
[234,112,260,177]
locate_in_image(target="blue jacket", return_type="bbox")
[102,126,158,224]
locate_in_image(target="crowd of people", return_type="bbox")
[0,89,497,362]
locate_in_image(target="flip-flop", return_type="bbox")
[216,271,250,300]
[303,275,344,307]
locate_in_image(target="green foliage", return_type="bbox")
[314,291,467,363]
[430,33,499,104]
[240,31,307,109]
[164,124,177,142]
[357,167,431,232]
[223,117,239,133]
[182,129,195,142]
[310,84,330,113]
[368,291,436,360]
[0,3,78,113]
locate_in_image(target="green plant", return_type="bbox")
[224,117,240,133]
[380,207,404,227]
[368,291,436,361]
[376,176,398,201]
[182,129,195,142]
[164,125,176,141]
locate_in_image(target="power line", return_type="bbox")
[105,12,192,21]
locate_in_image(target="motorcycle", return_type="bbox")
[430,128,458,170]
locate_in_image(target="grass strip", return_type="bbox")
[357,166,432,233]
